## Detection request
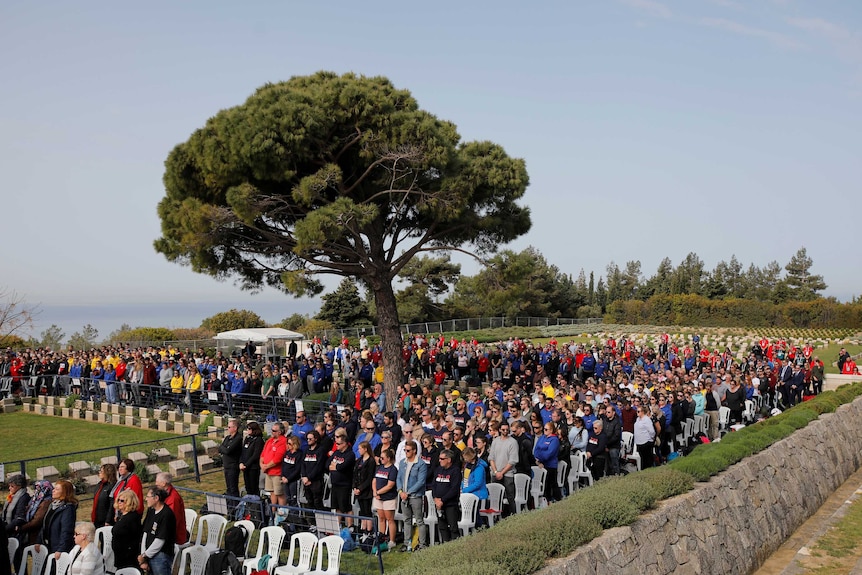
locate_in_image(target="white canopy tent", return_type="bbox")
[213,327,304,358]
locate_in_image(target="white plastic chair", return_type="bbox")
[620,432,641,471]
[44,551,72,575]
[718,406,731,436]
[322,474,332,509]
[481,483,505,527]
[556,460,569,496]
[693,414,707,436]
[423,490,439,546]
[114,569,143,575]
[513,473,531,513]
[530,466,547,509]
[8,538,19,571]
[571,452,593,490]
[743,400,756,424]
[177,545,209,575]
[242,526,286,575]
[456,493,480,537]
[185,508,199,540]
[306,535,344,575]
[96,526,116,574]
[273,532,317,575]
[194,513,228,553]
[17,545,48,575]
[393,495,406,535]
[232,520,256,558]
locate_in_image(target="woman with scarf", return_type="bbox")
[16,480,52,557]
[111,459,143,518]
[2,475,30,536]
[91,464,117,527]
[38,479,78,559]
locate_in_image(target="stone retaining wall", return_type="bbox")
[540,396,862,575]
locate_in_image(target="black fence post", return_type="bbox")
[191,434,201,483]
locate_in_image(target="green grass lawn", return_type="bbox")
[0,411,178,462]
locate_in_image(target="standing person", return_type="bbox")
[111,459,144,517]
[240,422,264,496]
[111,491,142,570]
[810,357,824,395]
[431,449,462,543]
[396,440,427,552]
[300,430,327,510]
[585,419,608,482]
[533,422,561,503]
[138,489,176,575]
[91,464,117,527]
[69,522,104,575]
[600,404,622,476]
[280,436,303,508]
[704,381,721,441]
[16,481,52,559]
[633,405,656,469]
[154,473,186,546]
[38,480,78,559]
[2,475,30,536]
[260,423,288,508]
[372,449,398,552]
[352,441,375,536]
[488,422,519,517]
[218,419,243,498]
[460,447,488,525]
[328,431,356,526]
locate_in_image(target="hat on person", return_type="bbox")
[451,390,460,397]
[586,391,594,396]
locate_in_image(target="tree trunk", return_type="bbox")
[371,279,404,413]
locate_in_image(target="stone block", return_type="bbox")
[167,410,179,422]
[36,465,60,482]
[213,415,225,428]
[188,424,199,435]
[101,455,118,466]
[146,464,162,478]
[184,412,198,424]
[201,440,219,457]
[153,408,166,421]
[96,412,107,423]
[3,403,17,413]
[125,406,136,417]
[198,455,214,471]
[168,459,190,478]
[153,448,171,463]
[140,418,151,430]
[68,461,90,479]
[86,410,96,421]
[38,396,49,405]
[158,420,170,432]
[61,407,71,418]
[71,409,82,419]
[174,422,185,434]
[45,406,55,416]
[83,475,101,493]
[177,443,195,460]
[86,400,95,411]
[208,426,219,434]
[128,452,148,467]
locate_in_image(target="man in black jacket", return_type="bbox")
[431,449,462,542]
[585,419,608,482]
[300,430,327,510]
[512,421,534,475]
[600,405,622,476]
[218,419,242,497]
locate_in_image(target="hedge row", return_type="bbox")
[393,382,862,575]
[606,294,862,328]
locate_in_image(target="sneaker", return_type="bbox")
[413,544,426,552]
[399,545,411,553]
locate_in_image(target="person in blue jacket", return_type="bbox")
[460,447,488,527]
[396,443,428,551]
[533,422,561,503]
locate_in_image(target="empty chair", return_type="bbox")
[242,526,286,575]
[718,407,731,436]
[95,526,115,574]
[322,474,332,509]
[44,551,72,575]
[456,493,480,538]
[8,538,19,572]
[513,473,531,513]
[306,535,344,575]
[423,490,439,546]
[177,545,209,575]
[114,569,143,575]
[17,545,48,575]
[530,466,547,509]
[693,414,707,436]
[273,533,317,575]
[556,460,569,497]
[742,400,756,424]
[621,431,641,472]
[481,483,505,528]
[231,520,256,559]
[194,513,228,553]
[571,452,593,491]
[184,509,199,542]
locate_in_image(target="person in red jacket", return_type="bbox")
[112,458,144,517]
[156,472,187,545]
[260,422,288,507]
[841,358,857,375]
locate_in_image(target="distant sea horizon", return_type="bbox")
[28,300,321,344]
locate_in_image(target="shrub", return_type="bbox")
[573,488,641,529]
[638,467,694,499]
[594,474,658,512]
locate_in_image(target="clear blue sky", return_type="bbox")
[2,0,860,338]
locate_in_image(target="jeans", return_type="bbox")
[402,495,426,547]
[606,447,621,476]
[105,382,118,405]
[149,551,173,575]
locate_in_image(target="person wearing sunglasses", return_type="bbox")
[111,490,142,570]
[69,522,103,575]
